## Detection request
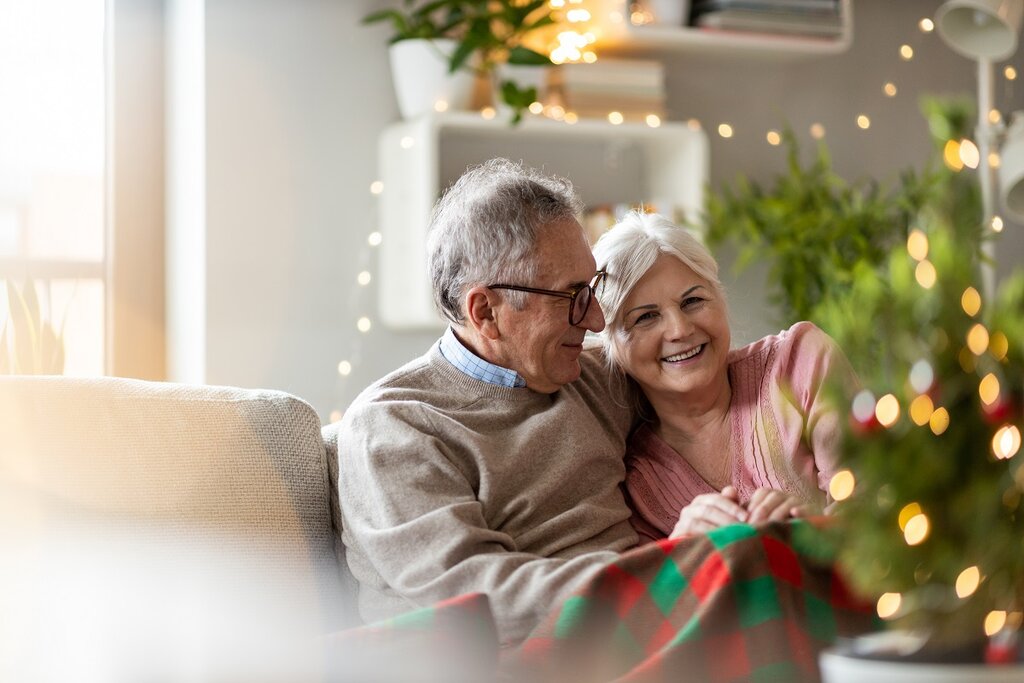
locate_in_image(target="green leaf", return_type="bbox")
[506,46,550,66]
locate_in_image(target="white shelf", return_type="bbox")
[596,0,853,57]
[377,112,709,330]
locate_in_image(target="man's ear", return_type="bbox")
[465,286,502,340]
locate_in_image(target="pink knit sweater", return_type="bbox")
[624,321,854,542]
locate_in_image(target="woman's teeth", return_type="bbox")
[663,345,703,362]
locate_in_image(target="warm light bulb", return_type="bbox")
[906,229,929,261]
[899,44,914,60]
[367,232,383,247]
[884,82,898,97]
[852,390,876,423]
[909,359,934,394]
[645,114,661,128]
[943,139,964,171]
[718,123,734,138]
[434,99,449,112]
[961,287,981,316]
[979,373,1000,405]
[956,566,980,598]
[810,123,825,139]
[481,107,496,120]
[989,109,1002,124]
[1006,66,1019,81]
[909,394,934,426]
[967,324,990,355]
[992,425,1021,460]
[357,271,372,286]
[877,593,901,619]
[337,360,352,376]
[856,114,871,129]
[915,260,937,289]
[583,51,597,63]
[829,470,855,501]
[357,317,372,333]
[991,216,1004,232]
[985,611,1008,636]
[919,18,934,32]
[766,130,781,146]
[370,180,384,195]
[528,101,544,115]
[904,513,929,545]
[959,139,980,169]
[990,331,1009,360]
[929,407,950,435]
[875,393,900,427]
[564,112,578,124]
[898,502,923,531]
[608,111,624,125]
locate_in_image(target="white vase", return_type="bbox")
[387,38,476,119]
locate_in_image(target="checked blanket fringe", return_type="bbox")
[509,520,876,683]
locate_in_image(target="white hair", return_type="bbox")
[592,211,724,369]
[426,158,585,324]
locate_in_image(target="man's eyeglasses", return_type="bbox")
[488,270,607,326]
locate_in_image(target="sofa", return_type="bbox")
[0,375,362,682]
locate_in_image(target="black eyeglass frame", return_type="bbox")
[488,269,607,326]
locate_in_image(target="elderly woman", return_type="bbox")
[592,211,855,542]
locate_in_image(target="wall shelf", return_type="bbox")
[596,0,853,58]
[377,112,708,330]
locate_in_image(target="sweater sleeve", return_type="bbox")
[338,399,619,646]
[782,322,859,505]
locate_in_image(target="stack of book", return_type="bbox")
[691,0,843,38]
[546,59,665,122]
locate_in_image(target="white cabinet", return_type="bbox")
[597,0,853,57]
[377,112,708,330]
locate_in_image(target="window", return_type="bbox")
[0,0,107,375]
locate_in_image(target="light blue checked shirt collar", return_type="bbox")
[439,327,527,388]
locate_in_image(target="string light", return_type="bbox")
[959,346,977,373]
[918,18,934,32]
[929,407,950,435]
[967,324,990,355]
[985,611,1008,636]
[875,393,901,427]
[400,136,415,149]
[357,271,372,286]
[990,331,1009,360]
[829,470,855,501]
[337,360,352,376]
[357,317,372,333]
[955,566,981,598]
[909,359,934,393]
[766,130,781,146]
[979,373,1000,405]
[1006,66,1018,81]
[959,139,980,169]
[904,513,930,545]
[877,593,901,619]
[564,112,579,124]
[991,215,1004,232]
[434,100,449,112]
[907,229,929,260]
[370,180,384,195]
[909,394,934,426]
[943,139,964,171]
[989,109,1002,124]
[989,151,1001,168]
[367,232,383,247]
[961,287,981,316]
[993,425,1021,460]
[528,101,544,115]
[645,114,661,128]
[915,259,937,288]
[810,123,825,139]
[899,44,914,60]
[608,111,624,125]
[898,502,922,531]
[857,114,871,129]
[687,119,702,131]
[480,107,496,119]
[718,123,734,138]
[852,390,877,423]
[884,82,898,97]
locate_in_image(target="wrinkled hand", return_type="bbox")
[669,486,748,538]
[745,488,809,524]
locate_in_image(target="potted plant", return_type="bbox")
[364,0,555,124]
[1,279,65,375]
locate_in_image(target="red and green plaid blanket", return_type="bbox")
[326,520,875,682]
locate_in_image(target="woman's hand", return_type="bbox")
[745,488,808,524]
[669,486,747,538]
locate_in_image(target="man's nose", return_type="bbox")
[582,297,606,333]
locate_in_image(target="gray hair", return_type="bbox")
[426,158,585,324]
[592,211,724,368]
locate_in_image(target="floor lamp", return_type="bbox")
[935,0,1024,295]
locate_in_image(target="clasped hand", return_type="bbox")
[669,486,810,538]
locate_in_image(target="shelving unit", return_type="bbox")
[377,112,708,330]
[596,0,853,57]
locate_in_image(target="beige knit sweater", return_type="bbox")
[338,341,638,645]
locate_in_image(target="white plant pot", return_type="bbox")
[388,38,476,119]
[821,648,1024,682]
[645,0,690,27]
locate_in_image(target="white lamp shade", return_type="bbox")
[935,0,1023,60]
[1000,114,1024,221]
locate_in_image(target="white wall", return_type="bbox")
[173,0,1024,421]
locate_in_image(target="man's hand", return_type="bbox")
[745,488,809,524]
[669,486,747,538]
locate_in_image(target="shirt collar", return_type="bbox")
[439,327,527,388]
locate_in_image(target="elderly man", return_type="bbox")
[338,158,638,647]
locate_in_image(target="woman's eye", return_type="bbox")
[634,311,657,324]
[682,297,705,308]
